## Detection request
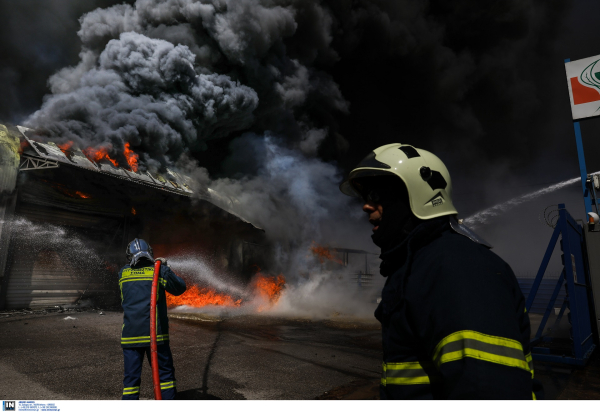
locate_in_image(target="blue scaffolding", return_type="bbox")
[526,204,596,366]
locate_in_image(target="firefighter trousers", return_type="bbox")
[122,344,177,400]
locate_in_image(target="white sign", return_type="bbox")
[565,54,600,120]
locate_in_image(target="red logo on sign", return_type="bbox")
[571,77,600,105]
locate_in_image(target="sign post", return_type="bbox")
[564,54,600,216]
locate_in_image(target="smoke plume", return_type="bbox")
[3,0,589,314]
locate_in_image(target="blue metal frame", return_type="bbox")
[565,58,593,216]
[526,204,596,366]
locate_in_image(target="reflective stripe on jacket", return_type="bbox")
[375,217,543,400]
[119,261,186,348]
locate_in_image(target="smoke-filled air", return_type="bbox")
[9,0,582,318]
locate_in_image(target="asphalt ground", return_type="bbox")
[0,309,382,400]
[1,309,599,400]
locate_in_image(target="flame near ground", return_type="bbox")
[165,244,380,320]
[166,270,285,311]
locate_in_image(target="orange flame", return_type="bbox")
[253,273,286,304]
[165,268,286,310]
[58,141,74,153]
[83,145,119,167]
[124,143,139,172]
[167,285,242,308]
[131,207,137,215]
[49,182,92,199]
[74,191,92,199]
[309,242,343,265]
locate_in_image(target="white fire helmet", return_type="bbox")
[340,143,458,220]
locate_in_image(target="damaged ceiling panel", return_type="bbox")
[16,126,192,197]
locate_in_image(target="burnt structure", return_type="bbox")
[0,124,265,310]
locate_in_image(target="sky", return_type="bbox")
[1,0,599,277]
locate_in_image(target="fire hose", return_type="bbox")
[150,260,162,400]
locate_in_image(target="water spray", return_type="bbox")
[168,256,247,298]
[464,173,600,228]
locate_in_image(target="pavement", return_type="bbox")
[0,309,382,400]
[2,309,600,400]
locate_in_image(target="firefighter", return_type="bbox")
[340,144,543,400]
[119,238,187,400]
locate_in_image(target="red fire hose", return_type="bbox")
[150,260,162,400]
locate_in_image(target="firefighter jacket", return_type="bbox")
[119,261,186,348]
[375,217,543,400]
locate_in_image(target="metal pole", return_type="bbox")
[574,121,592,215]
[566,58,592,216]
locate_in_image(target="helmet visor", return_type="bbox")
[340,168,402,198]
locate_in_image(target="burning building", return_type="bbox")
[0,123,266,310]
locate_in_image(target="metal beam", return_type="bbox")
[19,155,59,171]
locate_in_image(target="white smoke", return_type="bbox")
[268,272,379,319]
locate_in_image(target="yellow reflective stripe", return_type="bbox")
[121,334,169,344]
[123,386,140,395]
[119,278,153,287]
[119,274,165,285]
[525,352,534,377]
[532,391,537,400]
[122,268,155,277]
[381,362,430,386]
[432,330,530,373]
[121,334,169,340]
[160,381,176,390]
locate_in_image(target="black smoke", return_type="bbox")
[3,0,600,278]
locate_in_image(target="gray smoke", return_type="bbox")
[24,0,349,172]
[177,132,375,279]
[6,0,582,316]
[27,31,259,171]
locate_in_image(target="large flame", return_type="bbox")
[124,142,139,172]
[166,269,286,311]
[309,242,343,265]
[253,273,285,303]
[167,285,242,308]
[83,145,119,167]
[58,140,139,172]
[57,141,74,153]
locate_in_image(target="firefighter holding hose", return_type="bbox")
[340,144,543,400]
[119,238,186,400]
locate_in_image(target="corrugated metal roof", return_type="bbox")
[11,125,263,231]
[15,126,192,197]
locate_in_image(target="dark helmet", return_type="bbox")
[126,238,154,266]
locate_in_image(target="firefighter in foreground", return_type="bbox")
[119,238,187,400]
[340,144,543,400]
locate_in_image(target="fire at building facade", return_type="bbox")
[0,123,268,310]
